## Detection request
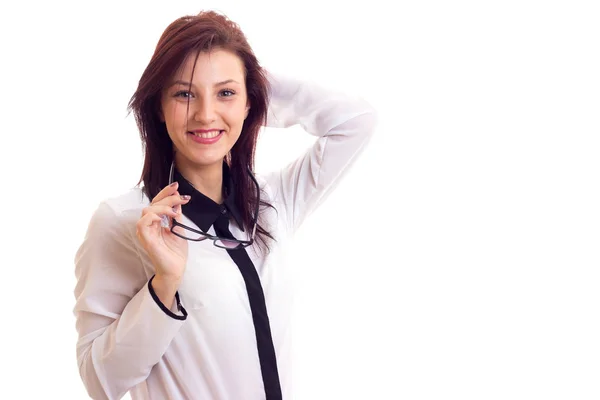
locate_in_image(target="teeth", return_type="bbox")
[193,131,221,138]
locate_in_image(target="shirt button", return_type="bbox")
[221,207,227,214]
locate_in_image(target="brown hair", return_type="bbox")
[128,10,275,251]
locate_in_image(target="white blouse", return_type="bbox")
[73,71,378,400]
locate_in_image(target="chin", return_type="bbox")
[175,134,237,168]
[187,151,229,168]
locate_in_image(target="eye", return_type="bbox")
[219,89,236,97]
[174,90,193,99]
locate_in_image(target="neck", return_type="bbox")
[176,157,224,204]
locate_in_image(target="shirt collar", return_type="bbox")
[174,162,245,232]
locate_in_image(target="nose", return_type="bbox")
[192,96,217,124]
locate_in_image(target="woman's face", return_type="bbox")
[160,49,249,171]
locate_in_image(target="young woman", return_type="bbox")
[73,10,377,400]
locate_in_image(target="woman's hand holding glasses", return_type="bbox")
[136,182,191,306]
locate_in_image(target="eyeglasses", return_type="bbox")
[168,161,260,249]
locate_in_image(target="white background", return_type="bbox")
[0,0,599,399]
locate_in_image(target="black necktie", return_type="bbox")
[213,212,283,400]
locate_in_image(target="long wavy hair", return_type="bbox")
[128,10,275,251]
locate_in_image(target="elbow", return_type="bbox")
[361,106,379,136]
[78,340,133,400]
[78,345,112,400]
[358,97,379,132]
[77,337,151,400]
[349,104,379,141]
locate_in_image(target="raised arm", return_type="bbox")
[264,71,378,233]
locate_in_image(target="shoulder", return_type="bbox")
[75,189,149,285]
[102,187,150,216]
[87,187,149,238]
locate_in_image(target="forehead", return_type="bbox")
[173,49,246,84]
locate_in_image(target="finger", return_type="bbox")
[151,182,180,204]
[137,212,162,229]
[136,213,162,243]
[174,201,182,215]
[152,193,191,208]
[141,204,180,218]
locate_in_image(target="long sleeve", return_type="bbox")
[73,201,186,400]
[264,71,378,233]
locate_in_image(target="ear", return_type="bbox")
[244,101,250,120]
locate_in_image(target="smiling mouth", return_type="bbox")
[189,130,223,138]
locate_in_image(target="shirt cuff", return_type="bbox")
[148,275,188,320]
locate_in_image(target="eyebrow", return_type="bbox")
[170,79,241,87]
